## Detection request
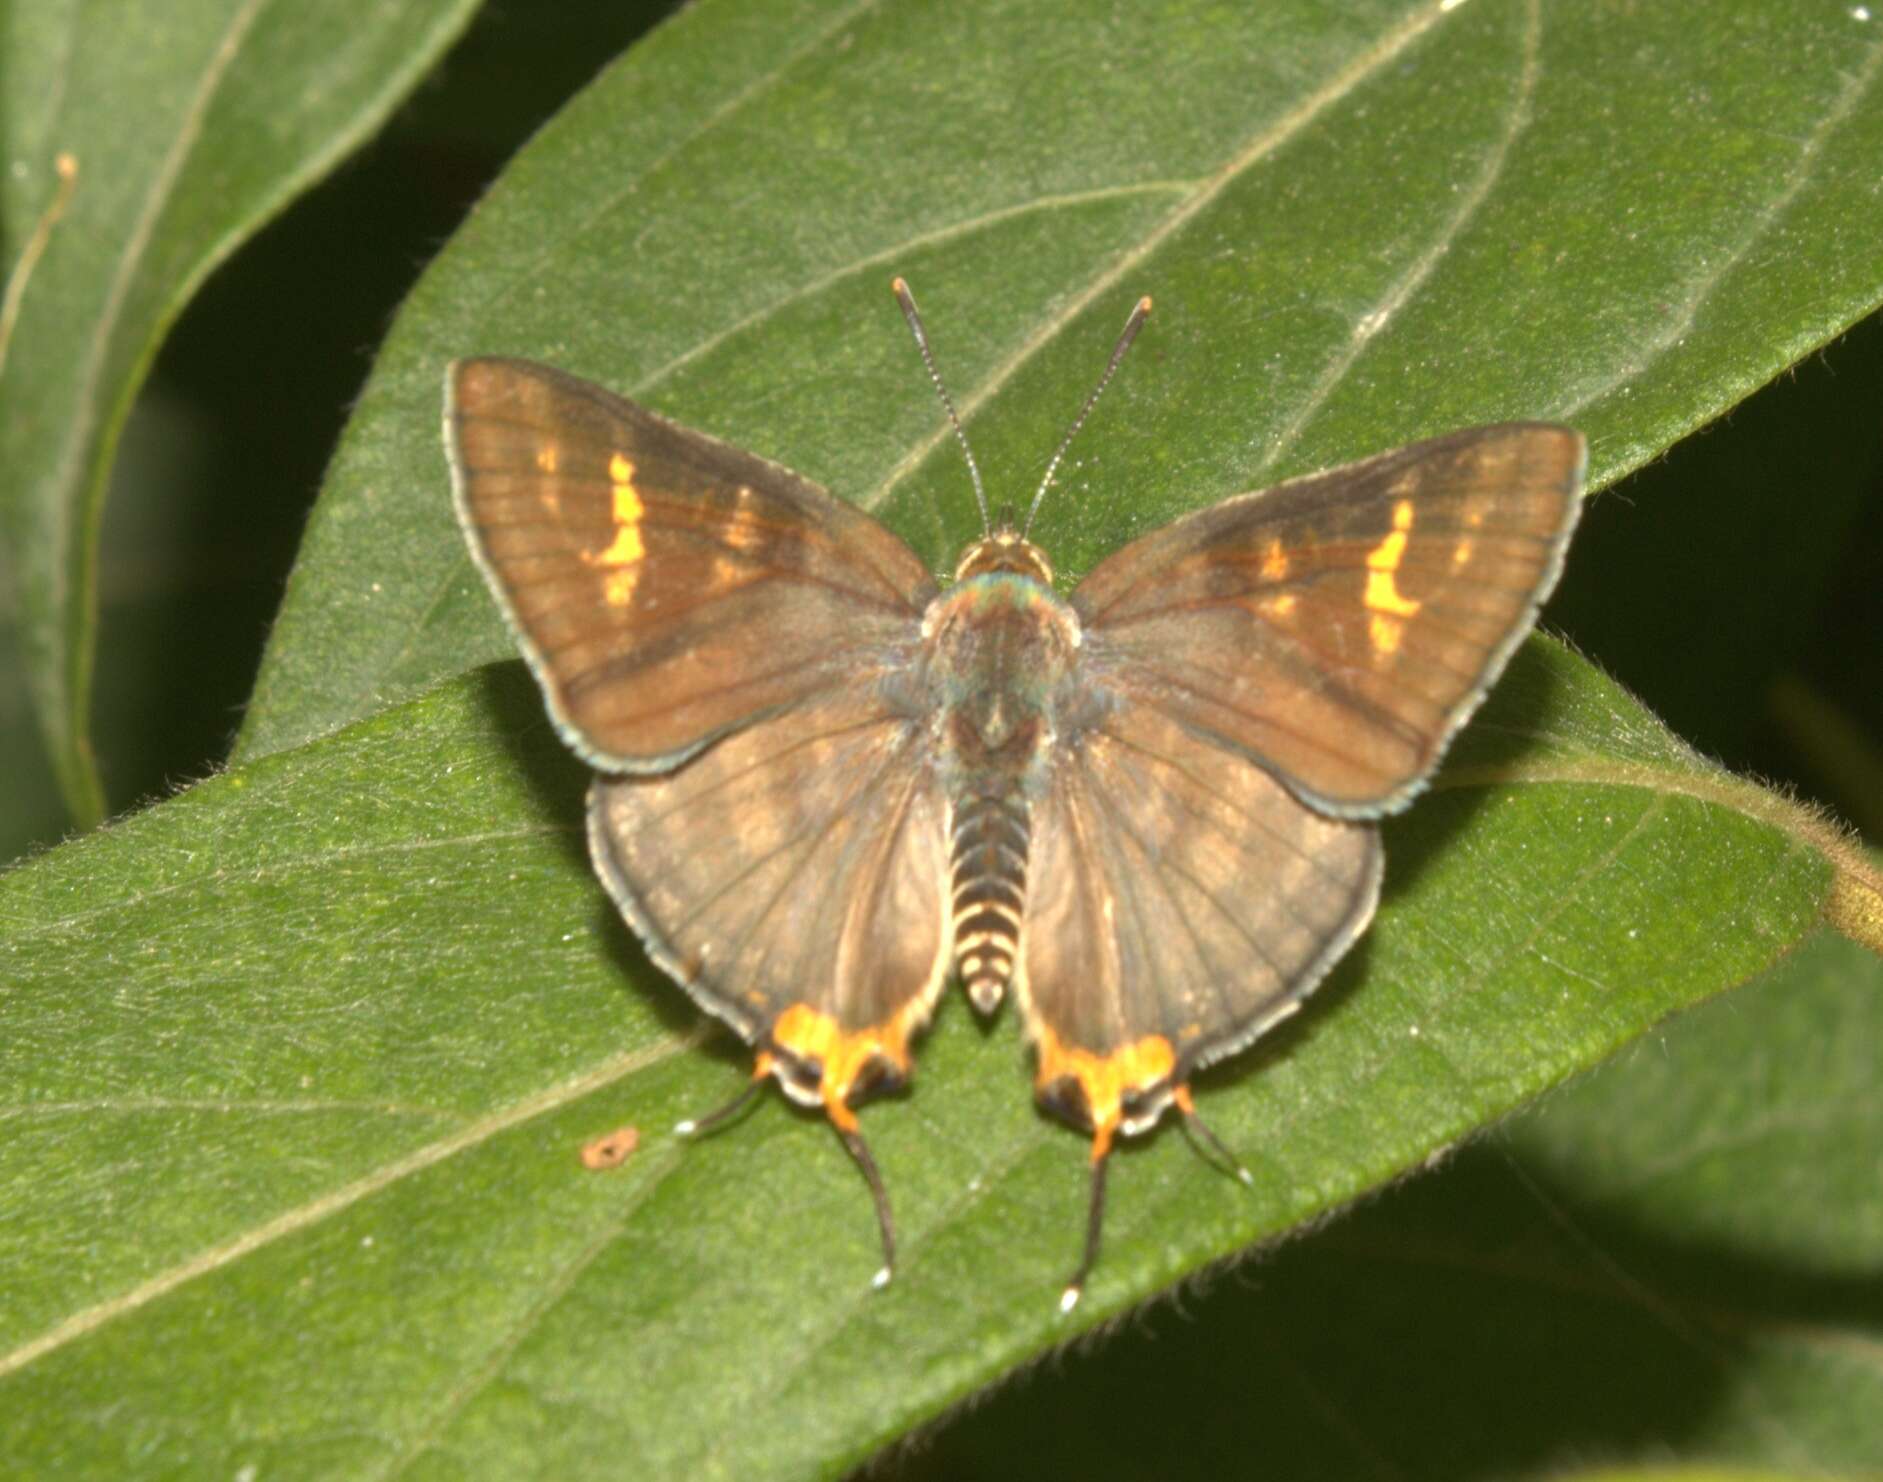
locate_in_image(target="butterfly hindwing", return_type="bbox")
[1072,423,1584,814]
[1022,696,1381,1143]
[446,357,939,770]
[1014,422,1579,1215]
[588,680,952,1122]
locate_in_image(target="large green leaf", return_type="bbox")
[0,645,1862,1478]
[0,0,481,825]
[234,0,1883,764]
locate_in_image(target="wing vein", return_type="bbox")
[1084,747,1290,980]
[1081,754,1244,1045]
[630,713,893,829]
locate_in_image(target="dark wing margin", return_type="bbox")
[445,357,938,770]
[1072,424,1584,816]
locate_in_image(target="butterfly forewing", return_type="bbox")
[1073,424,1584,814]
[446,358,938,769]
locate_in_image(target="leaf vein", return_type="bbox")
[0,1028,705,1381]
[861,0,1468,512]
[1557,26,1883,423]
[1253,0,1543,478]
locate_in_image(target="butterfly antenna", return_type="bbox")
[1024,295,1152,538]
[892,277,991,536]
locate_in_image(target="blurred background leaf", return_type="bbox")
[2,0,1879,1477]
[0,0,486,826]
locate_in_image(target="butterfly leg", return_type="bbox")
[763,1007,924,1291]
[1174,1084,1254,1187]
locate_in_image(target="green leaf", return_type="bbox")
[902,928,1883,1481]
[234,0,1883,764]
[0,647,1862,1477]
[0,0,481,825]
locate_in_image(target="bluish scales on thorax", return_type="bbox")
[920,529,1087,1014]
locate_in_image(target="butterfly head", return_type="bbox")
[953,525,1054,585]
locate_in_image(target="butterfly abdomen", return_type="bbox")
[950,791,1029,1014]
[924,554,1081,1017]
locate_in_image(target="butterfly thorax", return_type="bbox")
[923,533,1081,1016]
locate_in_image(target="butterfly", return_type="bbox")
[444,280,1584,1311]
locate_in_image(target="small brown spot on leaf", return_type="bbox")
[580,1125,641,1170]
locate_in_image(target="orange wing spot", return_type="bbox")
[1033,1021,1176,1161]
[1363,504,1416,636]
[535,445,560,474]
[597,570,632,605]
[598,520,645,563]
[580,453,647,605]
[1259,539,1290,580]
[770,1001,920,1134]
[1452,537,1474,568]
[1369,611,1406,655]
[723,510,764,553]
[1260,592,1298,619]
[601,474,646,560]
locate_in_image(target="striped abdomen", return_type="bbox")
[951,792,1030,1014]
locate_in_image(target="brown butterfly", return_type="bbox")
[445,281,1583,1310]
